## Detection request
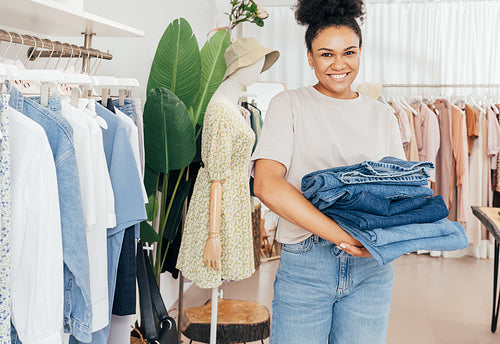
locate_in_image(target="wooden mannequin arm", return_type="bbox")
[203,180,223,270]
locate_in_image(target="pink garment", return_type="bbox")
[413,102,440,182]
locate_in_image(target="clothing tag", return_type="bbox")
[40,84,49,107]
[71,87,80,108]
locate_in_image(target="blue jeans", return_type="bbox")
[325,195,449,229]
[271,236,393,344]
[302,157,434,209]
[336,218,469,265]
[328,191,427,215]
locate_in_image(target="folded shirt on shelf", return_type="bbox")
[301,156,469,265]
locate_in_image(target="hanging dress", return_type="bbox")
[176,100,256,289]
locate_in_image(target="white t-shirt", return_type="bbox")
[10,107,64,343]
[251,86,406,244]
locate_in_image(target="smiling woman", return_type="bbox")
[251,0,407,343]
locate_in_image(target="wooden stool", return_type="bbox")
[181,299,270,344]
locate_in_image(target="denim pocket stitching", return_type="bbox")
[282,238,313,254]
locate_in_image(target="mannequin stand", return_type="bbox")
[210,287,219,344]
[181,298,270,344]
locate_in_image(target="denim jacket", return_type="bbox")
[9,87,92,342]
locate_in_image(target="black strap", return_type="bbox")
[137,241,176,342]
[144,244,173,327]
[136,241,159,341]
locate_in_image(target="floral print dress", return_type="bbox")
[176,100,255,289]
[0,94,11,344]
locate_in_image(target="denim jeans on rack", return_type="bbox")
[335,218,469,265]
[324,195,449,230]
[8,87,92,342]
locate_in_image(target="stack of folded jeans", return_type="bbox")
[301,157,469,265]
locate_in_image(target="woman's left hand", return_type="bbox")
[339,243,372,257]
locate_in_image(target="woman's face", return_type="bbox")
[307,25,361,99]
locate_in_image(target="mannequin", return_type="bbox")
[203,57,266,271]
[176,57,266,289]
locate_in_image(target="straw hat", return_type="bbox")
[357,83,383,100]
[223,37,280,80]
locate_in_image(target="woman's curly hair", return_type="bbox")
[295,0,365,51]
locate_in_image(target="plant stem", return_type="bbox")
[155,173,169,278]
[158,168,186,273]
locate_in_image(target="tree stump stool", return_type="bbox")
[181,299,270,344]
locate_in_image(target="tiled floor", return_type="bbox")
[180,254,500,343]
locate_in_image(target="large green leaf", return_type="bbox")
[192,29,231,125]
[163,178,191,243]
[140,221,159,243]
[143,87,196,173]
[147,18,201,109]
[144,165,159,197]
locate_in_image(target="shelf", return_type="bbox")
[0,0,144,37]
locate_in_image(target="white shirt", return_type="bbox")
[10,107,64,344]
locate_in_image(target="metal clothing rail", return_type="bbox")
[0,29,112,71]
[383,84,500,88]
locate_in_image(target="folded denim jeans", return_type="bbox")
[325,196,449,230]
[302,157,434,200]
[312,184,434,211]
[336,218,469,265]
[323,191,428,215]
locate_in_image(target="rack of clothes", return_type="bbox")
[0,28,147,344]
[378,83,500,259]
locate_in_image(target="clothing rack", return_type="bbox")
[0,29,112,72]
[383,84,500,88]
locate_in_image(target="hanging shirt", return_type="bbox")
[0,94,11,344]
[9,106,64,344]
[467,108,484,245]
[61,101,110,332]
[8,87,92,343]
[115,108,148,204]
[412,102,440,183]
[434,99,453,210]
[450,104,469,224]
[70,101,147,344]
[393,103,412,147]
[131,98,145,175]
[465,104,479,155]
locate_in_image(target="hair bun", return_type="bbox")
[295,0,365,27]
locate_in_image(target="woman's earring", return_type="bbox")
[310,65,314,70]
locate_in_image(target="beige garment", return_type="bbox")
[481,109,489,239]
[434,99,453,210]
[450,105,468,223]
[403,108,419,161]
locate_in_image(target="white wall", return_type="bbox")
[80,0,231,103]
